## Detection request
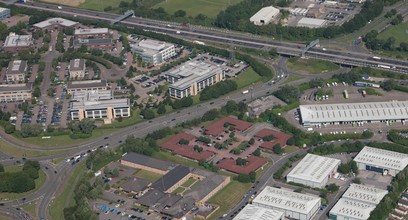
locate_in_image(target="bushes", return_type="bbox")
[172,97,193,109]
[200,80,238,101]
[388,130,408,146]
[274,85,301,104]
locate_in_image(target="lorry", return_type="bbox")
[242,90,249,94]
[343,90,349,99]
[193,40,205,45]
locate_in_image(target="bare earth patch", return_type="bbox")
[39,0,85,7]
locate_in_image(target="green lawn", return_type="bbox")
[286,57,339,74]
[284,145,299,153]
[134,169,163,182]
[377,21,408,46]
[20,202,37,218]
[80,0,132,11]
[102,109,142,129]
[50,163,87,220]
[0,169,46,201]
[0,139,70,158]
[19,128,118,148]
[173,186,185,194]
[284,74,304,84]
[153,0,243,18]
[233,67,262,89]
[181,177,197,188]
[208,180,252,220]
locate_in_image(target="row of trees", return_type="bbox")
[274,85,301,104]
[200,80,238,101]
[387,130,408,146]
[0,161,40,193]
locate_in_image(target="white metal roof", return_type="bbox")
[297,17,327,28]
[233,204,283,220]
[75,28,109,35]
[300,101,408,124]
[33,17,78,28]
[342,184,387,205]
[287,154,341,184]
[252,186,321,214]
[353,146,408,171]
[4,33,32,47]
[330,198,375,220]
[250,6,280,25]
[70,98,129,110]
[0,7,10,13]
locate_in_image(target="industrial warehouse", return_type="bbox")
[287,154,341,188]
[353,146,408,176]
[329,184,388,220]
[233,204,283,220]
[299,101,408,127]
[252,186,321,220]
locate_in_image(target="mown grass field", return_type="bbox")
[286,57,339,74]
[152,0,242,18]
[79,0,132,11]
[207,180,252,220]
[377,21,408,46]
[233,67,262,89]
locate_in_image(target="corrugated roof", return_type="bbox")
[353,146,408,171]
[233,204,284,220]
[342,184,387,205]
[287,154,340,184]
[300,101,408,124]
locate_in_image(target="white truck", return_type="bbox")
[242,90,249,94]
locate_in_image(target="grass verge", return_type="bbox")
[79,0,131,11]
[0,139,70,158]
[284,74,304,84]
[286,57,339,74]
[19,202,37,218]
[207,180,252,220]
[49,163,87,220]
[134,169,163,182]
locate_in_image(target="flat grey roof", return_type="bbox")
[73,38,113,46]
[121,152,175,172]
[67,80,107,90]
[7,60,27,75]
[71,90,112,101]
[353,146,408,171]
[0,83,32,93]
[330,198,375,220]
[4,33,32,48]
[287,154,341,184]
[342,184,387,205]
[121,177,150,193]
[300,101,408,124]
[70,98,129,110]
[33,17,78,28]
[75,28,109,35]
[184,169,229,201]
[69,59,85,71]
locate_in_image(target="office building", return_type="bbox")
[165,60,225,99]
[67,80,108,94]
[6,60,27,83]
[33,17,78,31]
[131,39,176,66]
[74,28,110,39]
[69,59,86,79]
[3,32,32,52]
[0,83,32,102]
[73,38,115,49]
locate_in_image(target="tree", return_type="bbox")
[263,135,275,141]
[0,164,4,173]
[201,109,218,122]
[252,148,261,156]
[112,168,119,177]
[141,109,155,120]
[225,100,238,113]
[236,158,247,166]
[286,137,295,145]
[248,138,255,145]
[179,138,189,145]
[326,183,339,192]
[174,10,186,17]
[268,48,278,58]
[381,80,396,91]
[157,104,166,115]
[273,143,282,155]
[229,132,235,138]
[237,174,251,183]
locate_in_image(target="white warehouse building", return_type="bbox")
[252,186,321,220]
[299,101,408,127]
[233,204,283,220]
[250,6,280,26]
[287,154,341,188]
[329,184,388,220]
[353,146,408,176]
